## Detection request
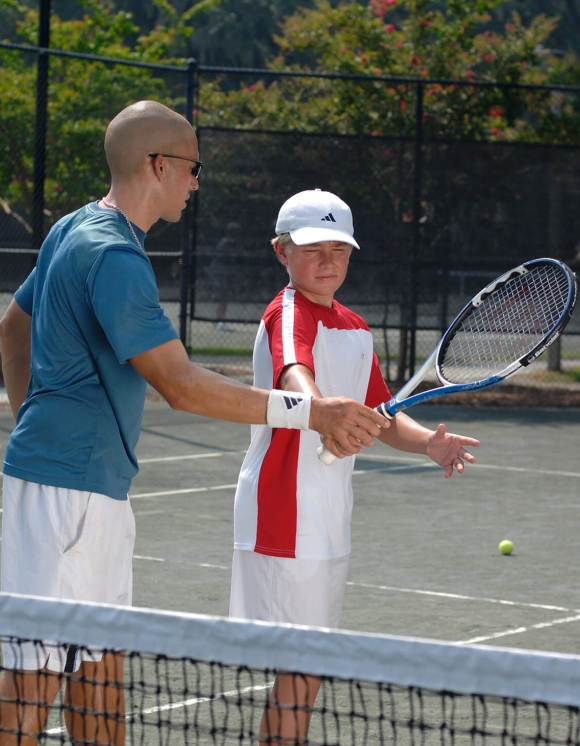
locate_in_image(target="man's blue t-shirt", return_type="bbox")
[3,202,178,500]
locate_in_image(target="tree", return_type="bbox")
[0,0,213,226]
[196,0,580,144]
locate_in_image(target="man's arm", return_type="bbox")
[130,341,387,457]
[0,299,32,418]
[377,413,480,478]
[278,363,379,459]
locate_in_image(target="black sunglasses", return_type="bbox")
[148,153,203,179]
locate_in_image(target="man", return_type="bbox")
[0,101,386,746]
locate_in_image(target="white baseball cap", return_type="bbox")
[275,189,360,249]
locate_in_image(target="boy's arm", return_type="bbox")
[0,299,32,418]
[377,413,480,478]
[278,363,322,399]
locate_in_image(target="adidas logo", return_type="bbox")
[321,213,336,223]
[283,395,303,410]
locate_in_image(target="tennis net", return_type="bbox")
[1,591,580,745]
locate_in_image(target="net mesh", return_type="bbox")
[439,263,575,384]
[2,593,580,746]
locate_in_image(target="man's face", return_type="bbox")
[275,239,353,307]
[158,133,201,223]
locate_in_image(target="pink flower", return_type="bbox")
[371,0,397,17]
[385,23,395,33]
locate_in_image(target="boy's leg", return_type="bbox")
[230,551,350,745]
[64,652,125,746]
[0,669,63,746]
[260,672,321,746]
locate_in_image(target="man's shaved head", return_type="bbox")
[104,100,196,180]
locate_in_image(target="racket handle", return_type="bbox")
[317,402,395,465]
[317,445,337,466]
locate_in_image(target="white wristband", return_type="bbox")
[266,390,312,431]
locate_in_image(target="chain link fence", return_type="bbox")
[1,43,580,393]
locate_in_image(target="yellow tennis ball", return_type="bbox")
[499,540,514,555]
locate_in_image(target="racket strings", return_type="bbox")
[440,265,571,384]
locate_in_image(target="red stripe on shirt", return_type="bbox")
[365,352,392,408]
[254,428,300,557]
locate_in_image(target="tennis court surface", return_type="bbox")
[1,400,580,744]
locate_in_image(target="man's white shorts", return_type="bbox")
[229,549,350,628]
[1,475,135,672]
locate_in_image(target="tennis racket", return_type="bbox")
[318,258,577,465]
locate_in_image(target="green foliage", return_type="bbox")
[197,0,580,143]
[0,0,206,223]
[1,0,580,230]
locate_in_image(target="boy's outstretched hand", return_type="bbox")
[426,423,480,478]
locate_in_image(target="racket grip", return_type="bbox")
[317,445,337,466]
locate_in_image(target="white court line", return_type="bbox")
[134,448,580,480]
[134,555,165,562]
[348,581,580,645]
[45,683,273,734]
[139,451,245,464]
[346,581,573,612]
[130,484,237,499]
[134,555,228,570]
[353,463,437,475]
[458,613,580,645]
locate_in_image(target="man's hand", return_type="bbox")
[426,423,480,478]
[310,397,388,458]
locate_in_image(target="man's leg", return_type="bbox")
[259,672,321,746]
[0,668,63,746]
[64,651,125,746]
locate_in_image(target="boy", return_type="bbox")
[229,189,480,745]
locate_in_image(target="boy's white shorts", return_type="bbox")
[229,549,349,628]
[1,475,135,673]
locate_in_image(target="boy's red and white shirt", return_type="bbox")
[234,286,391,560]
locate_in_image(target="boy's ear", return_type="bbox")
[273,239,289,266]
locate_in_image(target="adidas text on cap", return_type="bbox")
[275,189,360,249]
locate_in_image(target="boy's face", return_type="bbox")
[274,239,353,307]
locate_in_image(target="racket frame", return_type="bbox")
[379,258,577,418]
